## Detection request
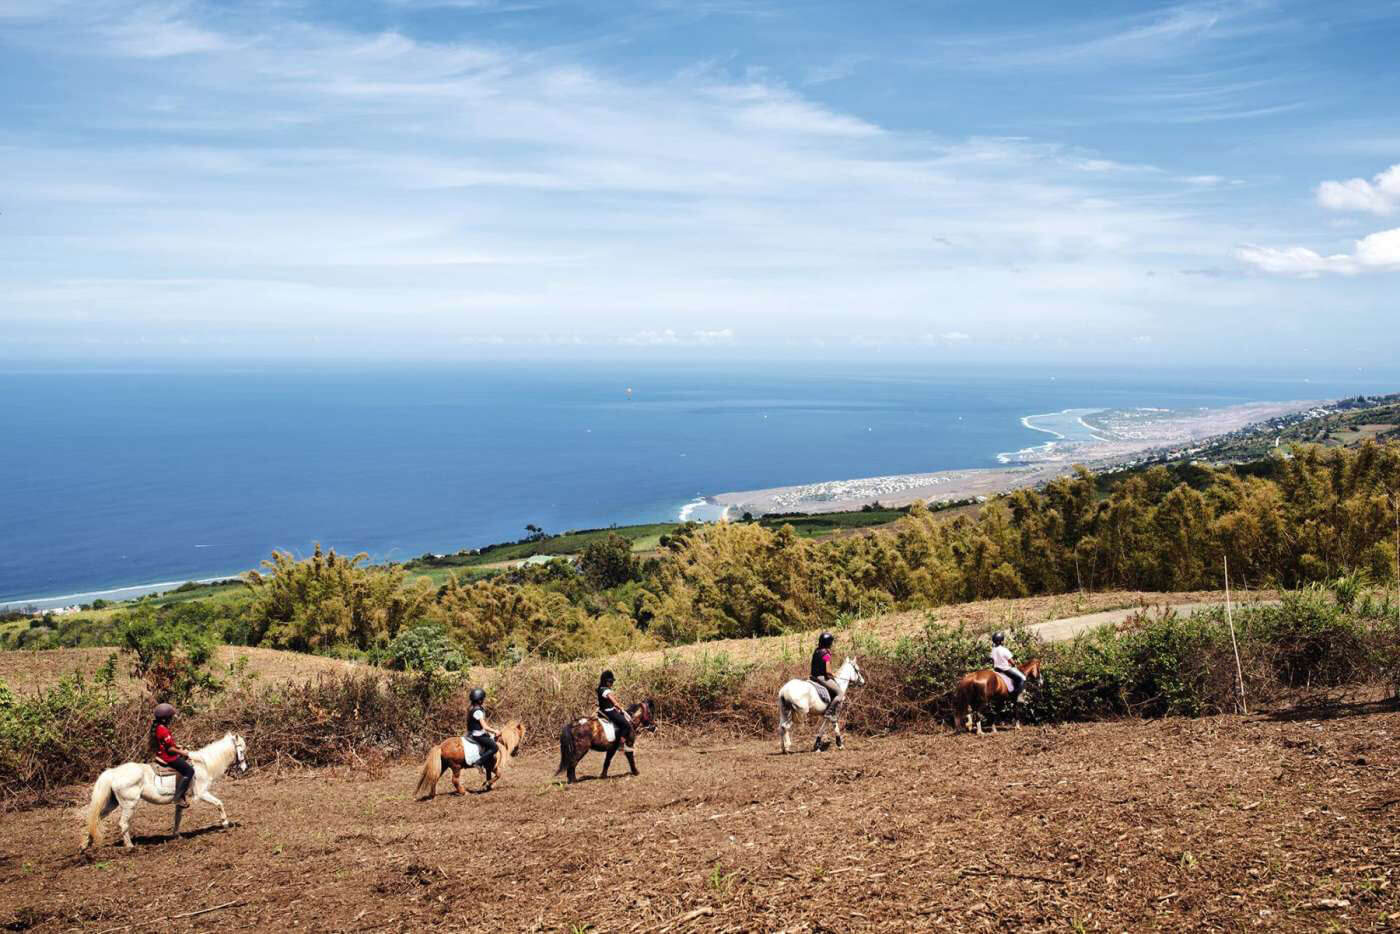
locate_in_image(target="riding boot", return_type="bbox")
[173,774,191,808]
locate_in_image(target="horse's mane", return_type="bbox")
[189,732,236,773]
[628,699,655,718]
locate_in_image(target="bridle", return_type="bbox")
[234,737,249,773]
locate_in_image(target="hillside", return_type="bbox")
[3,707,1396,931]
[1189,393,1400,462]
[0,588,1268,697]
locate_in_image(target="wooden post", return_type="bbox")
[1224,554,1247,716]
[1389,487,1399,623]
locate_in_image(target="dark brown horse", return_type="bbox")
[555,700,656,784]
[414,720,526,799]
[954,659,1043,734]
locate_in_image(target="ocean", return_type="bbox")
[3,362,1395,607]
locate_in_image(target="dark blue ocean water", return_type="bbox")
[2,362,1395,605]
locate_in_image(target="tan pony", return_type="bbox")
[414,719,526,799]
[953,659,1043,734]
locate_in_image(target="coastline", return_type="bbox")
[0,397,1331,611]
[712,399,1323,516]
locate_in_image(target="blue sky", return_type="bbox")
[2,0,1398,365]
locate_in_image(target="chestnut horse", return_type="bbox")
[555,700,656,784]
[414,719,526,799]
[954,658,1043,734]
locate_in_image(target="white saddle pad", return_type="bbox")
[995,671,1014,692]
[152,772,178,796]
[584,716,617,744]
[459,736,485,767]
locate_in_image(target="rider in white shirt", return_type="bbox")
[990,632,1025,698]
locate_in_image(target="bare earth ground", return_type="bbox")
[3,703,1397,932]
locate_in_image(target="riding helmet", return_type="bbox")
[818,632,834,648]
[469,687,486,704]
[153,702,176,720]
[991,631,1005,645]
[600,669,615,685]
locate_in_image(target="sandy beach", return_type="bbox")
[712,399,1323,516]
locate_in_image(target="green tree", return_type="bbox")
[580,533,640,589]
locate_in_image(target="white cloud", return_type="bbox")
[101,7,232,58]
[1237,227,1400,277]
[942,330,971,342]
[1316,164,1400,215]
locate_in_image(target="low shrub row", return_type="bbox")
[2,589,1396,806]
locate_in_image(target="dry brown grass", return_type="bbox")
[0,645,367,696]
[0,589,1274,697]
[580,588,1277,674]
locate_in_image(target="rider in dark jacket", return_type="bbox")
[597,670,634,749]
[467,687,499,775]
[810,632,844,715]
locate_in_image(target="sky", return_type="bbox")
[2,0,1398,366]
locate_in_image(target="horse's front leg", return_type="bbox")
[196,789,230,828]
[813,710,828,751]
[624,748,638,776]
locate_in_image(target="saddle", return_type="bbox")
[593,710,636,747]
[807,680,832,706]
[458,735,487,766]
[150,762,177,777]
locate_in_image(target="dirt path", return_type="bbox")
[1027,598,1281,643]
[3,702,1396,932]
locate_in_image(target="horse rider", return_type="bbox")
[597,670,634,749]
[810,631,844,716]
[467,687,500,776]
[150,702,194,808]
[990,632,1025,700]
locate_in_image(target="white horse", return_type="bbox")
[82,732,248,850]
[777,656,867,754]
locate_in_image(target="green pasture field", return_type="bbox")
[754,507,909,537]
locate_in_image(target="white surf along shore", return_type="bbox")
[708,399,1323,518]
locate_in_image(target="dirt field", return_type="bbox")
[3,702,1396,932]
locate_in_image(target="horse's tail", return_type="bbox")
[82,769,116,850]
[414,745,443,800]
[555,722,575,777]
[952,676,975,727]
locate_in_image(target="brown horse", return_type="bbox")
[414,719,526,799]
[555,700,656,784]
[954,659,1043,734]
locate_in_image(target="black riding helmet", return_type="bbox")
[469,687,486,704]
[154,702,176,721]
[991,631,1006,645]
[600,669,615,686]
[818,632,834,648]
